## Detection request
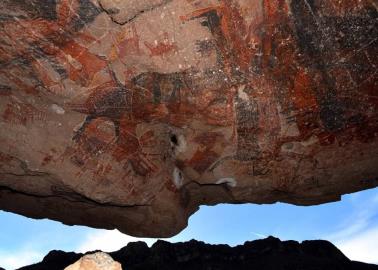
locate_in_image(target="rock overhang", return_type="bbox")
[0,0,377,237]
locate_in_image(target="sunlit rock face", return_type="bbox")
[64,252,122,270]
[0,0,377,237]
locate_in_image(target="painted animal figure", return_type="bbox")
[70,67,133,142]
[131,71,189,104]
[70,68,190,142]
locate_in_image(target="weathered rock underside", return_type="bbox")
[0,0,377,237]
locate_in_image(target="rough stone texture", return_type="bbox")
[64,252,122,270]
[17,237,378,270]
[0,0,377,237]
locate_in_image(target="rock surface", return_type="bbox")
[64,252,122,270]
[0,0,377,237]
[17,237,378,270]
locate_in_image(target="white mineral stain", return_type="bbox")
[51,104,65,115]
[174,134,187,154]
[173,167,184,188]
[216,178,237,187]
[237,85,249,102]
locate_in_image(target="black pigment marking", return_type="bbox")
[72,90,130,141]
[170,77,184,101]
[132,72,188,104]
[192,10,224,46]
[0,85,12,95]
[195,40,217,56]
[72,70,191,141]
[290,0,349,132]
[132,73,161,104]
[344,50,376,86]
[0,56,47,96]
[72,88,130,141]
[0,0,101,80]
[28,45,69,79]
[287,2,376,132]
[321,96,346,131]
[235,87,260,161]
[69,0,101,31]
[2,0,58,21]
[72,67,132,142]
[319,93,346,131]
[322,8,378,51]
[197,10,221,34]
[290,2,377,73]
[152,79,162,104]
[191,9,233,72]
[290,0,324,64]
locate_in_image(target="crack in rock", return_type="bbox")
[97,0,172,25]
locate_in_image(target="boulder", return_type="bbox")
[64,252,122,270]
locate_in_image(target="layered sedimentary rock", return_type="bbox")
[17,237,378,270]
[0,0,377,237]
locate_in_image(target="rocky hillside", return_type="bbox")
[17,237,378,270]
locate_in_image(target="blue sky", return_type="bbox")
[1,187,378,269]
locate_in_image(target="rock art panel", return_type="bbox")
[0,0,377,237]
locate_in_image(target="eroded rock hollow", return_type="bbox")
[0,0,377,237]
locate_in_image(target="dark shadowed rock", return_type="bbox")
[18,237,378,270]
[18,250,82,270]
